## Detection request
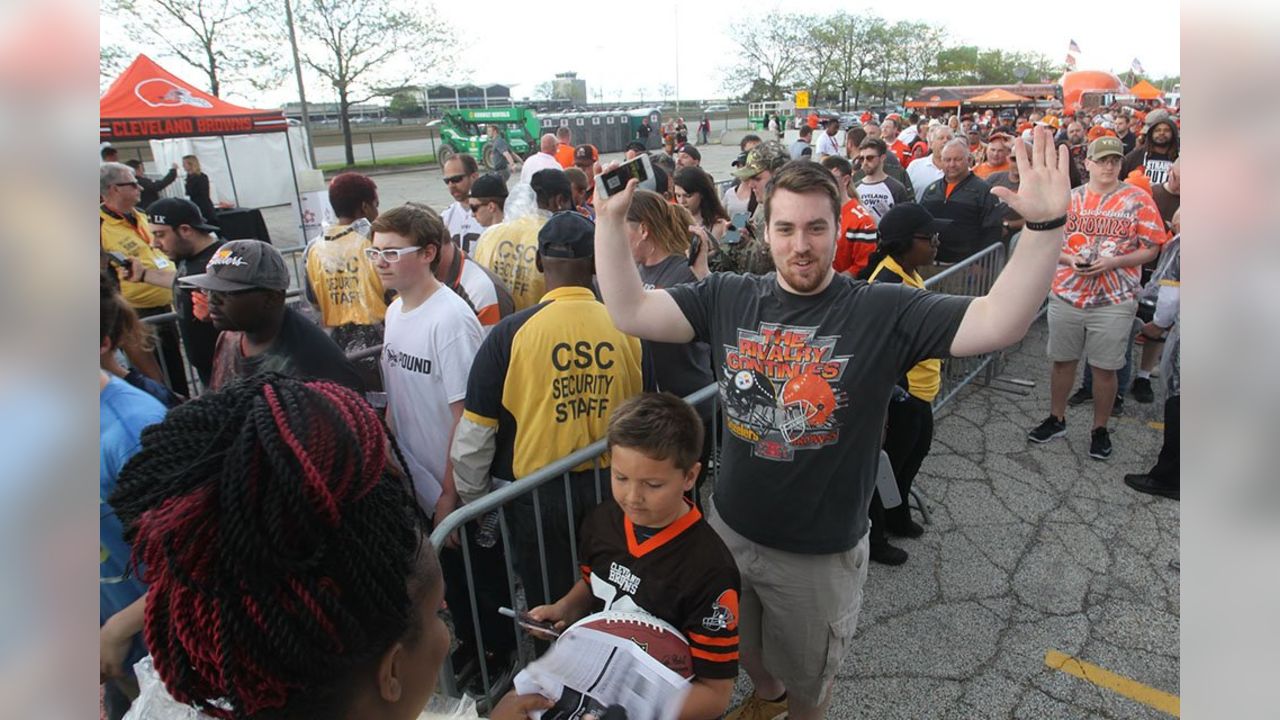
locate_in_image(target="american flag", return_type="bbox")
[1068,39,1082,55]
[1066,53,1077,69]
[1131,58,1145,75]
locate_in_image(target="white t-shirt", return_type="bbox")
[520,152,562,185]
[722,184,751,218]
[907,157,945,202]
[855,179,897,224]
[381,287,483,511]
[816,132,841,157]
[441,200,485,254]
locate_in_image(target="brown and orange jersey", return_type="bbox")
[577,501,741,680]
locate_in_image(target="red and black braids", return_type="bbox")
[110,373,434,719]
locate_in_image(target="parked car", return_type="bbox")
[702,104,730,113]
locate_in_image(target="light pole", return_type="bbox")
[285,0,317,168]
[674,4,680,113]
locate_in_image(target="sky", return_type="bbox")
[101,0,1180,107]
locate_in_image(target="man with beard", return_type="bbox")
[1122,112,1179,185]
[595,129,1074,720]
[441,154,486,254]
[882,115,912,167]
[1114,113,1137,154]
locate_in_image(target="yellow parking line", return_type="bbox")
[1148,421,1165,431]
[1044,650,1179,717]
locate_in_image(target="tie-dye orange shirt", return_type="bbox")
[1052,183,1167,309]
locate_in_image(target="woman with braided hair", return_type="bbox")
[108,374,551,719]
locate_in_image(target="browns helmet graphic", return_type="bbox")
[779,373,839,443]
[701,589,739,632]
[134,78,213,109]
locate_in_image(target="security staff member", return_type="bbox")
[100,161,188,397]
[451,211,644,607]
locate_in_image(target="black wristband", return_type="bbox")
[1024,215,1067,231]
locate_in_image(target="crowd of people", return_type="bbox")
[98,96,1180,719]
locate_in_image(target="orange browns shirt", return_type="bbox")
[974,161,1011,179]
[555,142,576,169]
[833,196,879,276]
[889,139,912,167]
[1053,183,1168,310]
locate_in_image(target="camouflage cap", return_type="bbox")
[731,140,788,179]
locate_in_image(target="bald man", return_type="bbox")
[520,133,563,185]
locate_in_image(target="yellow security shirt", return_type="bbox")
[99,206,173,309]
[461,286,644,478]
[868,256,942,402]
[471,214,547,311]
[304,224,387,327]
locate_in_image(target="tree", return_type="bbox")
[813,12,889,110]
[720,13,809,100]
[659,83,674,104]
[102,0,281,97]
[533,82,554,101]
[100,44,131,90]
[388,92,422,119]
[296,0,450,166]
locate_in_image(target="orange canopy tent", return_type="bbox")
[965,88,1033,105]
[906,88,964,110]
[99,54,288,141]
[1128,79,1165,100]
[100,54,307,229]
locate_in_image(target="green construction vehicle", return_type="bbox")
[435,107,539,169]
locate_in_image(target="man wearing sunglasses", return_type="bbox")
[853,137,911,224]
[99,161,188,396]
[182,239,362,393]
[441,154,485,254]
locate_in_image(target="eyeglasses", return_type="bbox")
[114,181,142,189]
[364,246,424,263]
[858,155,879,162]
[913,233,940,244]
[442,174,467,185]
[467,201,485,213]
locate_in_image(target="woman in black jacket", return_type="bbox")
[182,154,219,225]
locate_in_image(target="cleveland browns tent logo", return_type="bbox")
[135,78,213,109]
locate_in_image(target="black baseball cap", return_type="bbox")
[538,211,595,259]
[625,140,648,154]
[470,172,508,199]
[676,144,701,161]
[877,203,951,242]
[148,197,218,233]
[530,168,572,200]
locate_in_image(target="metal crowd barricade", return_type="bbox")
[425,384,721,706]
[922,241,1008,412]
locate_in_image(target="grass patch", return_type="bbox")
[319,154,436,172]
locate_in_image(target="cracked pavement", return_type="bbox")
[730,320,1180,719]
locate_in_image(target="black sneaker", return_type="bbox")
[1111,396,1125,417]
[1130,377,1155,403]
[1124,473,1179,500]
[1028,415,1067,443]
[870,541,909,565]
[1068,387,1092,406]
[1089,427,1113,460]
[886,517,925,538]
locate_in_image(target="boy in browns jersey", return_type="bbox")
[529,393,741,720]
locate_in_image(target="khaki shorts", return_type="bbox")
[1047,296,1137,370]
[708,506,869,708]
